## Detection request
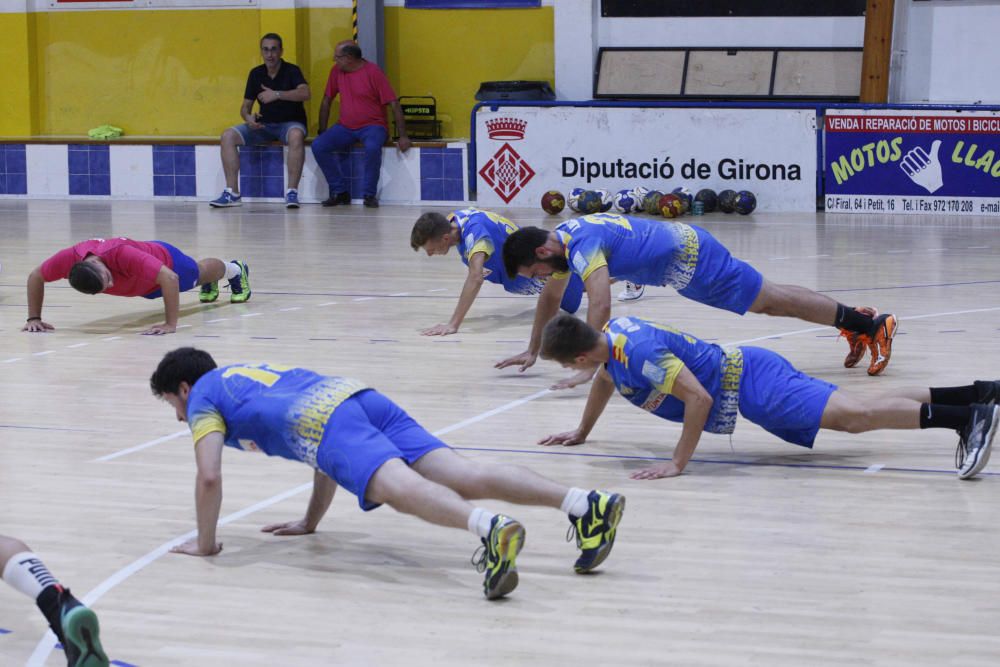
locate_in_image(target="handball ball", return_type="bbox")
[630,186,650,205]
[595,189,613,212]
[717,189,738,214]
[671,187,693,212]
[735,190,757,215]
[643,190,665,215]
[541,190,565,215]
[567,187,586,212]
[577,190,604,214]
[612,189,637,214]
[695,188,718,213]
[658,193,685,219]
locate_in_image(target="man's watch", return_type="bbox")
[276,91,281,100]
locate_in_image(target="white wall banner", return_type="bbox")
[474,106,818,212]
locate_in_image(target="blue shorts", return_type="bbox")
[316,390,449,511]
[142,241,200,299]
[233,121,307,146]
[677,228,764,315]
[737,346,837,447]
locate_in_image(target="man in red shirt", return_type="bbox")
[312,40,411,209]
[22,239,251,335]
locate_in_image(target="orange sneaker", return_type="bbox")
[838,306,877,369]
[867,313,898,376]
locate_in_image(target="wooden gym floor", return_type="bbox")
[2,199,1000,666]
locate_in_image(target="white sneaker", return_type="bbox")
[617,281,645,302]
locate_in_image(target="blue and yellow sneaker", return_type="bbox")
[228,260,251,304]
[58,588,109,667]
[471,515,525,600]
[199,281,219,303]
[568,490,625,573]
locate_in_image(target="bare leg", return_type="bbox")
[412,448,566,507]
[220,129,243,191]
[0,534,30,572]
[196,258,226,285]
[748,279,838,326]
[365,458,475,530]
[286,128,305,190]
[820,390,921,433]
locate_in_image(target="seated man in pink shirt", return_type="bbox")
[312,40,411,209]
[22,238,251,335]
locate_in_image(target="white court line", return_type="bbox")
[427,288,447,292]
[206,318,230,323]
[3,357,22,363]
[93,430,189,462]
[66,342,88,349]
[279,307,302,312]
[318,301,338,306]
[968,245,989,249]
[241,312,263,318]
[864,464,885,474]
[26,302,1000,663]
[886,249,910,254]
[102,336,122,341]
[353,297,376,302]
[805,254,830,258]
[847,252,870,256]
[33,351,55,357]
[390,292,410,297]
[768,256,790,261]
[177,324,192,329]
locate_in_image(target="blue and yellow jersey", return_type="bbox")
[602,317,743,434]
[554,213,701,288]
[449,208,547,296]
[185,364,369,468]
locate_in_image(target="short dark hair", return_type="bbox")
[541,314,601,364]
[340,43,362,59]
[261,33,283,49]
[411,212,451,250]
[67,261,105,294]
[150,347,218,397]
[503,226,550,278]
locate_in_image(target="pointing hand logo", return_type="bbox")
[900,139,944,193]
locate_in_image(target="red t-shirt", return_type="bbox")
[324,61,398,130]
[39,238,173,297]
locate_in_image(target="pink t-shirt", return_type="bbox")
[40,238,172,297]
[324,61,398,130]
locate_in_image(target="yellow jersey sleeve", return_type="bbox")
[190,409,226,445]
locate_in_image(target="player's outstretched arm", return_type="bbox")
[540,367,616,446]
[172,432,225,556]
[23,268,54,332]
[422,252,487,336]
[631,367,713,480]
[583,266,612,331]
[495,275,568,371]
[142,266,180,335]
[262,470,338,535]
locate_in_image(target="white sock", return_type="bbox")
[2,552,58,600]
[286,188,297,194]
[467,507,495,539]
[224,262,241,281]
[561,487,590,518]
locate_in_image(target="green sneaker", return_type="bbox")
[471,515,525,600]
[568,490,625,573]
[59,589,109,667]
[199,281,219,303]
[228,260,251,303]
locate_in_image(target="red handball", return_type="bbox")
[541,190,566,215]
[658,193,685,219]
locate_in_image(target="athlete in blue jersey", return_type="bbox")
[410,209,584,335]
[536,314,997,481]
[150,347,625,600]
[499,214,898,385]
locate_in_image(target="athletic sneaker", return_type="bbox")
[839,306,878,368]
[228,260,251,303]
[199,282,219,303]
[956,403,999,480]
[974,380,1000,405]
[471,515,525,600]
[57,588,109,667]
[568,490,626,573]
[209,189,242,208]
[285,189,300,209]
[866,313,898,376]
[617,281,645,302]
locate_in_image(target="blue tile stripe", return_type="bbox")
[153,145,196,197]
[420,147,463,201]
[239,145,285,198]
[0,144,27,195]
[68,144,110,196]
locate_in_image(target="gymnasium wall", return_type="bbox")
[2,2,553,139]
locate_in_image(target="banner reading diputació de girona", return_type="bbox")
[824,108,1000,216]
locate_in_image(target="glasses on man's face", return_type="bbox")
[261,46,281,53]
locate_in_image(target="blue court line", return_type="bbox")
[0,628,11,634]
[250,336,277,340]
[111,660,138,667]
[450,445,991,478]
[939,329,966,333]
[308,338,338,341]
